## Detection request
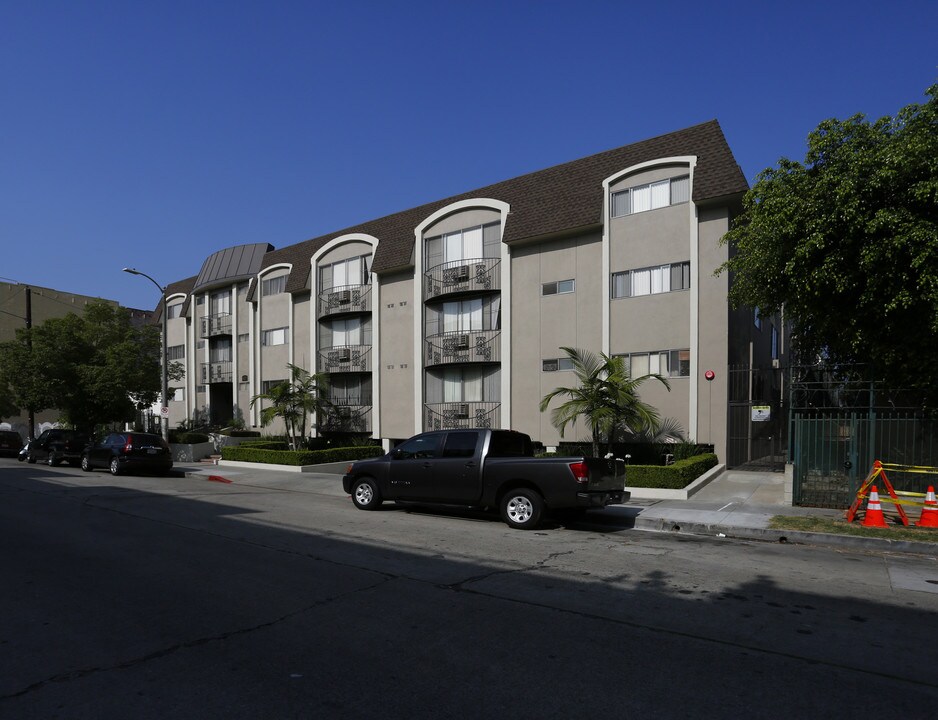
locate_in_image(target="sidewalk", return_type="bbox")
[620,469,937,556]
[177,461,938,556]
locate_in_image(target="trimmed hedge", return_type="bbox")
[169,431,211,444]
[624,453,719,489]
[220,445,385,466]
[238,440,290,451]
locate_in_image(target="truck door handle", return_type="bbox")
[465,461,476,468]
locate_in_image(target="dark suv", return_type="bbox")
[27,429,90,467]
[81,432,173,476]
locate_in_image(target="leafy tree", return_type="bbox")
[0,301,164,432]
[250,363,330,449]
[720,83,938,401]
[539,347,671,457]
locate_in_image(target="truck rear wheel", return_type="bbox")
[500,488,543,530]
[351,478,382,510]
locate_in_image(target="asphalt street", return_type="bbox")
[2,459,938,719]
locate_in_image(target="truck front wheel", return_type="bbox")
[351,478,383,510]
[500,489,544,530]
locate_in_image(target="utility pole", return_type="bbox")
[26,287,34,440]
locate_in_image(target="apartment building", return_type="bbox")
[159,121,780,461]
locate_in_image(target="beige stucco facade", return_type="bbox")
[149,122,778,463]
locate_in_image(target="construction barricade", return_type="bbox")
[845,460,938,528]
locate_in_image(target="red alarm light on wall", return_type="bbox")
[704,370,715,381]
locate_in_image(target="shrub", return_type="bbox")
[226,430,261,438]
[238,440,290,451]
[169,431,211,445]
[624,454,719,489]
[220,445,384,466]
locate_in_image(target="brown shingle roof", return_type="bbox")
[222,120,746,298]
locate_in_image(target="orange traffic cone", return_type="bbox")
[861,486,889,528]
[916,486,938,528]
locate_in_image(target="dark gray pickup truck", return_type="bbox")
[342,428,628,529]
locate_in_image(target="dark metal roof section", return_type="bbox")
[193,243,274,293]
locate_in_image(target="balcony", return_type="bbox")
[200,313,232,338]
[318,284,371,319]
[201,361,232,384]
[425,331,500,367]
[424,258,500,301]
[319,345,372,373]
[318,404,372,434]
[424,402,500,432]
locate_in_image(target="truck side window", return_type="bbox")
[442,432,478,458]
[393,435,442,460]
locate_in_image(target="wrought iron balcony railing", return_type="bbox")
[317,283,371,318]
[318,404,372,434]
[424,258,500,301]
[201,361,232,384]
[200,313,232,338]
[425,331,500,367]
[424,402,500,432]
[319,345,371,373]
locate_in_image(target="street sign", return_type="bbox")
[751,406,771,422]
[160,406,170,418]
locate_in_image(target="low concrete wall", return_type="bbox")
[627,464,725,501]
[170,441,215,463]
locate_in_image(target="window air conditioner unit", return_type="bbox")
[456,403,470,419]
[456,334,470,349]
[455,265,470,280]
[338,352,351,363]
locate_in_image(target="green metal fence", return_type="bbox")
[793,411,938,508]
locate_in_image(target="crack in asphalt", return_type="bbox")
[0,576,395,702]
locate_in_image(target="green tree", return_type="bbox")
[539,347,671,457]
[0,301,164,431]
[250,363,329,449]
[720,83,938,400]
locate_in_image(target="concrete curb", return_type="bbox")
[632,516,938,556]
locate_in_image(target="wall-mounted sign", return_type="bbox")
[752,406,771,422]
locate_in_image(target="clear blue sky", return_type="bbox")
[2,1,935,311]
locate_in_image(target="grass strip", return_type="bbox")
[769,515,938,543]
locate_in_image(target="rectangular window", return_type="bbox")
[238,333,249,343]
[612,262,690,298]
[320,254,370,292]
[611,175,690,218]
[261,275,287,297]
[620,349,691,378]
[425,367,499,403]
[210,290,230,315]
[542,279,575,296]
[772,326,779,360]
[166,344,185,361]
[172,388,185,402]
[209,337,231,362]
[166,303,183,319]
[261,327,288,346]
[196,385,206,393]
[542,357,575,372]
[424,222,500,270]
[261,379,287,394]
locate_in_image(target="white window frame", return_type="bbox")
[542,279,575,296]
[261,327,288,347]
[611,175,690,218]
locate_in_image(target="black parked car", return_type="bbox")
[0,430,23,457]
[27,429,90,466]
[81,432,173,476]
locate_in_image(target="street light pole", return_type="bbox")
[123,268,169,442]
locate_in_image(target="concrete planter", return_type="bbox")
[169,441,216,463]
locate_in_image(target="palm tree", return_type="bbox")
[539,347,671,457]
[250,364,330,449]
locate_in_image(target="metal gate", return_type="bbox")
[787,366,938,507]
[726,364,786,471]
